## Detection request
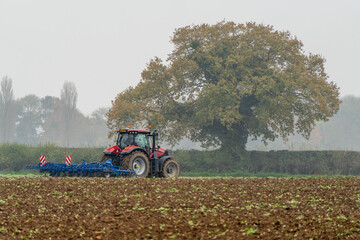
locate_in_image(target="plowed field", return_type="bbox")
[1,177,360,239]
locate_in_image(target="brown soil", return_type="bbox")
[1,177,360,239]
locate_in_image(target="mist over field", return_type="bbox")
[0,77,359,150]
[1,4,360,240]
[1,3,360,239]
[0,1,359,151]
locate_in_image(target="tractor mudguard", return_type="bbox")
[120,146,149,157]
[159,155,172,167]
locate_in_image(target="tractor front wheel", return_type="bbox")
[101,154,110,162]
[101,154,121,166]
[121,151,150,178]
[161,159,180,178]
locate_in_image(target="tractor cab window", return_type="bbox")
[119,134,133,148]
[135,134,149,150]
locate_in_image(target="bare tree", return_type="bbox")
[60,81,78,146]
[0,76,16,142]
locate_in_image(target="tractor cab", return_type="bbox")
[117,129,151,152]
[115,129,167,158]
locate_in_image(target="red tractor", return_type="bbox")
[101,129,180,178]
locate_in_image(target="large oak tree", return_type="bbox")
[107,22,340,152]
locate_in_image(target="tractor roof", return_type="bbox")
[117,129,151,134]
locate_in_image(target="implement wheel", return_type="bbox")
[160,159,180,178]
[121,151,150,178]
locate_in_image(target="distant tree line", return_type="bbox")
[0,76,111,147]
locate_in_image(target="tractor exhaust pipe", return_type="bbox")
[151,130,159,173]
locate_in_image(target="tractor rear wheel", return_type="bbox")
[160,159,180,178]
[121,151,150,178]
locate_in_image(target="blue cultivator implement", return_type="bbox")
[26,159,135,177]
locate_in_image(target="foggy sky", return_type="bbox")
[0,0,359,115]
